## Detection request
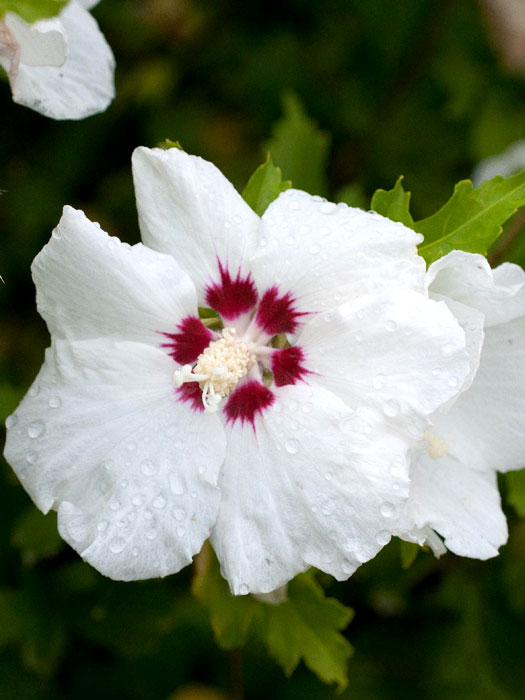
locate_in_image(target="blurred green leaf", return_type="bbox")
[192,544,258,649]
[416,171,525,265]
[241,154,291,216]
[11,508,63,565]
[336,182,367,210]
[371,176,414,228]
[158,139,184,151]
[506,470,525,516]
[266,92,330,196]
[255,573,354,691]
[0,0,66,22]
[400,540,419,569]
[0,383,23,423]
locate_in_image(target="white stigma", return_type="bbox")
[424,428,448,459]
[173,328,256,413]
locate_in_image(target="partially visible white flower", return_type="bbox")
[472,140,525,186]
[0,0,114,119]
[4,148,469,594]
[396,250,525,558]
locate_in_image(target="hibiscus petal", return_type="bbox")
[397,452,508,559]
[297,288,469,427]
[251,189,425,313]
[428,250,525,326]
[9,1,114,119]
[434,318,525,473]
[4,339,225,580]
[132,147,260,301]
[4,13,66,67]
[211,383,410,594]
[32,206,198,345]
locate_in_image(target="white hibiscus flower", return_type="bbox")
[396,250,525,559]
[0,0,114,119]
[4,147,469,594]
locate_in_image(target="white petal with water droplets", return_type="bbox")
[33,206,198,345]
[132,147,260,301]
[251,189,425,312]
[4,339,225,580]
[298,288,469,427]
[211,383,410,594]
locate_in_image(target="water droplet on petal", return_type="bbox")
[109,500,120,511]
[146,529,157,540]
[447,376,459,388]
[127,441,136,452]
[109,537,126,553]
[97,520,108,532]
[26,452,38,464]
[239,583,249,595]
[319,202,337,215]
[153,495,167,509]
[172,507,186,521]
[5,414,17,429]
[28,385,40,397]
[376,530,391,546]
[131,547,139,557]
[321,500,336,516]
[309,244,321,255]
[27,421,45,439]
[176,526,186,537]
[383,399,400,417]
[132,494,144,507]
[385,320,397,332]
[372,373,386,389]
[380,502,395,518]
[141,460,156,477]
[285,439,299,454]
[48,396,61,408]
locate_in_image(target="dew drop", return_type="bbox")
[27,421,45,439]
[285,438,299,454]
[380,502,395,518]
[447,376,459,388]
[172,507,186,521]
[127,441,136,452]
[233,215,242,224]
[372,373,386,389]
[26,452,38,464]
[239,583,249,595]
[321,500,336,516]
[109,500,120,511]
[97,520,108,532]
[319,226,330,236]
[51,229,62,240]
[385,320,397,332]
[5,414,17,429]
[319,202,337,215]
[146,529,157,540]
[431,367,442,376]
[342,559,354,575]
[141,460,156,477]
[153,495,167,509]
[28,385,40,397]
[376,530,391,546]
[109,537,126,554]
[176,526,186,537]
[309,243,321,255]
[383,399,400,417]
[48,396,61,408]
[131,547,139,557]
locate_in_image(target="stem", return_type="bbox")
[228,649,244,700]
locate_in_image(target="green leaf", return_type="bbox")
[158,138,184,151]
[241,154,291,216]
[11,509,63,565]
[506,469,525,516]
[416,170,525,265]
[0,0,67,22]
[192,544,258,649]
[371,176,414,228]
[266,92,330,196]
[255,573,354,690]
[400,540,419,569]
[336,182,367,210]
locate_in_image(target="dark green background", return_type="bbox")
[1,0,525,698]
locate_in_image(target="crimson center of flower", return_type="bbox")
[173,328,257,413]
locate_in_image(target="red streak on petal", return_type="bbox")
[271,346,310,387]
[255,286,308,335]
[205,261,258,320]
[176,383,204,412]
[224,379,274,428]
[161,316,214,364]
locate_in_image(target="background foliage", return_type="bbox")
[2,0,525,698]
